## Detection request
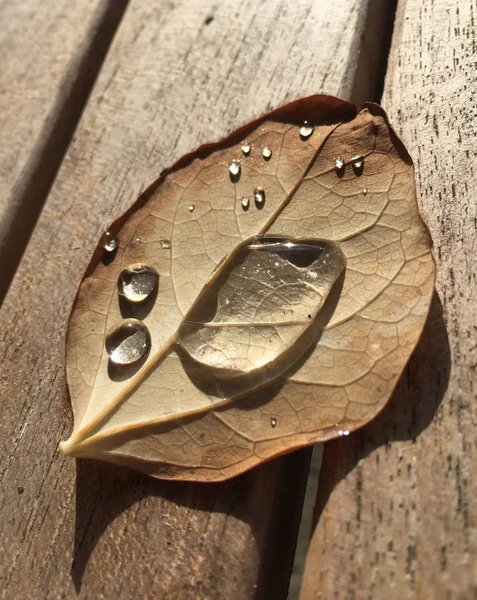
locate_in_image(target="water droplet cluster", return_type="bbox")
[101,235,163,365]
[103,120,360,371]
[334,156,365,176]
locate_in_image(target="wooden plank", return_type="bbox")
[0,0,129,304]
[0,1,394,598]
[300,2,477,598]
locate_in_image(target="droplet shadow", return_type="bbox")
[118,282,159,320]
[229,170,241,184]
[101,244,119,266]
[352,160,364,176]
[255,198,265,210]
[107,351,150,382]
[335,164,345,179]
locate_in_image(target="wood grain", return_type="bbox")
[0,1,394,598]
[0,0,130,304]
[300,1,477,598]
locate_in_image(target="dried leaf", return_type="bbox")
[60,96,435,481]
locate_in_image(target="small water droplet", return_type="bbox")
[352,156,364,174]
[229,159,241,179]
[262,146,272,160]
[299,121,314,139]
[241,142,251,156]
[188,204,195,212]
[271,417,277,428]
[159,239,171,249]
[241,195,250,210]
[105,319,151,365]
[254,187,265,208]
[118,264,159,303]
[102,230,118,252]
[334,157,345,173]
[362,188,368,196]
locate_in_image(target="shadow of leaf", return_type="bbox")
[71,448,310,600]
[311,290,450,529]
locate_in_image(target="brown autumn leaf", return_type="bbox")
[60,96,435,482]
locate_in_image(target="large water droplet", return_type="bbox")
[117,264,159,303]
[159,239,171,249]
[241,195,250,210]
[241,142,251,156]
[105,319,151,365]
[254,187,265,208]
[178,234,346,399]
[229,159,241,180]
[262,146,272,160]
[101,230,118,252]
[299,121,314,139]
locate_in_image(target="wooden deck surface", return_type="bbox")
[0,1,474,599]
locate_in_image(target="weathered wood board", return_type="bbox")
[0,0,129,303]
[300,1,476,598]
[0,0,394,598]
